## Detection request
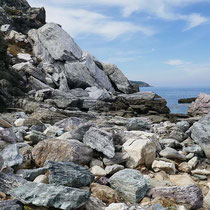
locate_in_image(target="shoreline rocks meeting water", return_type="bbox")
[0,0,210,210]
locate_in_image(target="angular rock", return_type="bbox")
[122,132,156,168]
[152,160,176,175]
[32,139,93,167]
[102,63,136,94]
[86,86,111,101]
[159,147,186,161]
[33,175,49,184]
[29,23,82,61]
[0,172,27,194]
[176,121,190,132]
[188,156,198,169]
[150,185,203,209]
[188,93,210,116]
[83,127,115,158]
[191,169,210,175]
[109,169,150,203]
[191,113,210,159]
[45,160,94,187]
[10,182,90,210]
[0,144,23,170]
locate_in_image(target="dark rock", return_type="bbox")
[0,199,23,210]
[18,167,48,181]
[109,169,150,203]
[10,182,90,210]
[45,161,94,187]
[0,172,27,194]
[0,128,17,143]
[150,184,203,209]
[126,118,151,131]
[178,98,196,104]
[103,152,129,166]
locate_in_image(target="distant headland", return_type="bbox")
[130,80,152,87]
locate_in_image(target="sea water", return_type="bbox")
[141,87,210,114]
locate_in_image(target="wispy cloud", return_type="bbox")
[40,6,154,40]
[165,59,189,66]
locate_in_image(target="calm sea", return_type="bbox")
[141,87,210,114]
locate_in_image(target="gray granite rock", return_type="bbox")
[0,128,17,143]
[109,169,150,203]
[83,127,115,158]
[10,182,90,210]
[150,185,203,209]
[176,121,190,132]
[191,113,210,159]
[45,160,94,187]
[29,23,82,61]
[0,172,27,194]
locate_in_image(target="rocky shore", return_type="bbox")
[0,1,210,210]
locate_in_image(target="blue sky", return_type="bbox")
[28,0,210,87]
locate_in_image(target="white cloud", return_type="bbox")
[39,0,209,29]
[40,6,154,40]
[165,59,187,65]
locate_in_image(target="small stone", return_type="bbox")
[43,126,63,137]
[160,147,186,161]
[25,130,48,144]
[14,119,25,127]
[90,166,107,176]
[204,190,210,208]
[33,175,49,184]
[90,159,104,168]
[178,162,192,173]
[186,153,194,160]
[103,152,129,166]
[109,169,150,203]
[105,203,129,210]
[85,196,106,210]
[188,156,198,169]
[91,183,119,204]
[105,164,124,175]
[152,160,176,175]
[176,121,190,132]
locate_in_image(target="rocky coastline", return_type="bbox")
[0,1,210,210]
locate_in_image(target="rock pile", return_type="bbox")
[0,0,210,209]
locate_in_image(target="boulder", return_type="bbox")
[32,139,93,167]
[188,93,210,116]
[45,160,94,187]
[122,131,156,168]
[114,92,170,115]
[10,182,90,209]
[150,185,203,209]
[102,63,136,94]
[83,127,115,158]
[109,169,150,203]
[29,23,82,61]
[191,112,210,159]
